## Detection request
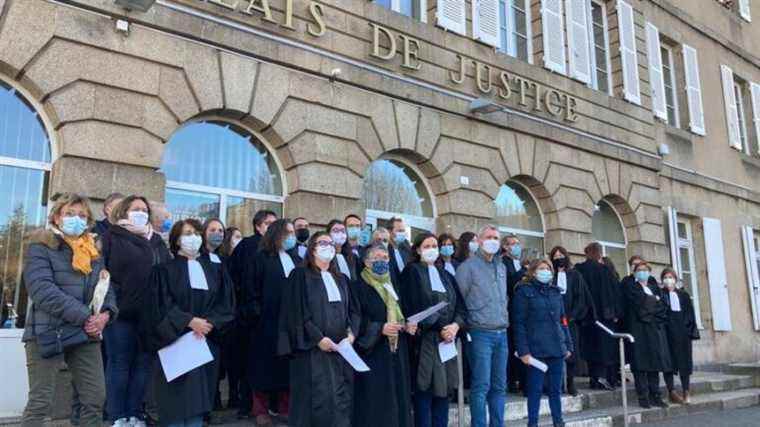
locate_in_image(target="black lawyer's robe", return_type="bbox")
[389,243,412,290]
[278,267,356,427]
[623,281,672,373]
[400,262,466,398]
[554,268,593,364]
[662,288,699,375]
[353,273,413,427]
[503,255,526,386]
[575,259,623,366]
[142,256,235,424]
[245,248,302,392]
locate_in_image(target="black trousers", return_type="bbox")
[633,371,662,401]
[507,326,525,389]
[664,372,691,392]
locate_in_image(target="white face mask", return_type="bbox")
[128,211,149,227]
[316,245,336,262]
[663,277,676,289]
[330,231,347,246]
[482,239,501,255]
[421,247,439,263]
[180,234,202,255]
[468,241,480,254]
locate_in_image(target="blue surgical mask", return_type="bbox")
[394,232,407,245]
[371,260,390,276]
[468,241,480,254]
[207,232,224,249]
[510,244,522,259]
[283,235,297,251]
[635,271,651,283]
[347,227,361,240]
[359,229,372,246]
[61,216,88,237]
[161,219,172,233]
[440,244,455,257]
[536,269,553,284]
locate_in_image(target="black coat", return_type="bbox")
[400,262,465,397]
[623,280,672,372]
[575,259,623,365]
[553,269,593,362]
[663,289,699,375]
[353,273,413,427]
[245,249,301,391]
[143,256,235,424]
[389,244,412,288]
[101,225,171,322]
[227,233,262,301]
[278,267,355,427]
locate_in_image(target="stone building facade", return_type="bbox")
[0,0,759,392]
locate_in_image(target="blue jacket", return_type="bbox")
[513,279,572,358]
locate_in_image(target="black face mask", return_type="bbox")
[552,257,569,271]
[295,228,310,243]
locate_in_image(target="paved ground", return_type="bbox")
[640,405,760,426]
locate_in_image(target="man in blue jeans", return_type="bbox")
[456,225,509,427]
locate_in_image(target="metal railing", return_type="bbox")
[596,321,636,427]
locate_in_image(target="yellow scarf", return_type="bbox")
[62,233,99,275]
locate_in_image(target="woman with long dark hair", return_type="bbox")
[436,233,458,277]
[326,219,358,282]
[278,231,357,427]
[453,231,477,264]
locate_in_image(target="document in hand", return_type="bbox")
[159,332,214,382]
[336,338,370,372]
[514,352,548,372]
[438,340,457,363]
[406,302,449,324]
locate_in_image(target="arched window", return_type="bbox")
[361,158,435,238]
[592,199,628,273]
[161,121,284,236]
[494,181,545,259]
[0,82,52,328]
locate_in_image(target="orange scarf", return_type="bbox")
[63,233,99,275]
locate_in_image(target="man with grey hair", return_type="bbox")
[456,225,509,427]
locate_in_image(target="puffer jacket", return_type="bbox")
[22,229,118,342]
[512,278,573,358]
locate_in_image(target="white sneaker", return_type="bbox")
[129,417,146,427]
[112,418,130,427]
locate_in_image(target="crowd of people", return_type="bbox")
[19,191,700,427]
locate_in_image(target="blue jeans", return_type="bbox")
[467,329,508,427]
[414,391,449,427]
[525,357,564,426]
[166,416,203,427]
[104,319,153,421]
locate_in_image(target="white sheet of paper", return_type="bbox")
[187,260,208,290]
[159,332,214,382]
[209,253,221,264]
[438,340,457,363]
[321,271,342,302]
[514,352,548,372]
[383,283,399,301]
[406,301,449,324]
[336,338,370,372]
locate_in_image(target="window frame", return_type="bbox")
[498,0,533,64]
[383,0,428,23]
[675,217,704,329]
[587,0,613,94]
[593,199,628,274]
[660,43,680,128]
[734,78,751,155]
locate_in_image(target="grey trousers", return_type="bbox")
[22,340,105,427]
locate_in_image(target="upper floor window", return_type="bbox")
[721,64,760,155]
[589,0,611,93]
[661,44,680,128]
[375,0,428,22]
[717,0,752,22]
[499,0,532,63]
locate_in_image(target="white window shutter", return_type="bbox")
[740,0,752,22]
[720,64,742,150]
[473,0,502,48]
[645,23,667,121]
[437,0,467,35]
[565,0,591,84]
[741,226,760,331]
[702,217,733,332]
[682,45,705,135]
[750,82,760,155]
[667,207,681,271]
[541,0,567,74]
[617,0,640,104]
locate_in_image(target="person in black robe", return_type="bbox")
[624,261,672,409]
[226,209,277,418]
[549,246,593,396]
[389,217,413,283]
[400,232,466,427]
[501,234,526,394]
[354,243,415,427]
[327,219,360,282]
[660,268,699,404]
[141,218,234,427]
[278,231,357,427]
[575,242,623,390]
[242,218,300,425]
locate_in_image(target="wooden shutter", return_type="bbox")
[565,0,591,83]
[473,0,502,48]
[541,0,567,74]
[739,0,752,22]
[751,82,760,155]
[666,207,681,271]
[437,0,467,35]
[682,45,705,135]
[616,0,640,104]
[645,22,667,121]
[703,217,733,332]
[741,226,760,331]
[720,64,742,150]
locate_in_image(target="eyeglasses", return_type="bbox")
[316,240,335,248]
